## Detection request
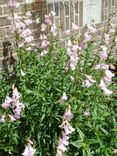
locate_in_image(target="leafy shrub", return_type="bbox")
[0,1,117,155]
[0,43,116,155]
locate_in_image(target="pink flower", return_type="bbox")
[22,143,36,156]
[64,29,71,35]
[20,29,31,37]
[99,51,108,60]
[70,53,79,70]
[58,133,69,152]
[84,33,91,42]
[50,11,56,16]
[99,79,113,96]
[103,70,114,84]
[8,115,16,122]
[104,33,109,44]
[56,150,62,156]
[63,122,75,135]
[110,23,115,28]
[56,106,75,155]
[104,33,109,39]
[14,112,20,119]
[1,96,12,109]
[0,115,6,123]
[16,22,26,30]
[58,92,68,103]
[60,92,68,101]
[82,75,95,88]
[87,25,96,33]
[70,56,79,70]
[72,45,79,51]
[25,36,33,44]
[99,79,106,88]
[80,41,85,49]
[26,12,32,17]
[8,0,19,8]
[94,64,109,70]
[70,75,74,81]
[72,23,79,31]
[39,34,47,40]
[40,50,48,56]
[44,14,52,25]
[82,80,92,88]
[67,47,71,56]
[13,102,25,119]
[20,70,25,76]
[105,70,115,79]
[102,87,113,96]
[1,86,25,121]
[67,43,79,71]
[109,28,115,33]
[0,114,16,122]
[51,24,57,36]
[36,18,40,24]
[103,76,112,84]
[58,142,67,152]
[63,106,73,121]
[24,19,32,25]
[67,40,72,47]
[7,16,13,21]
[8,10,33,49]
[40,40,49,48]
[41,23,47,32]
[83,110,90,117]
[100,45,108,51]
[109,64,116,70]
[18,42,24,48]
[86,75,96,83]
[70,63,76,71]
[14,14,22,20]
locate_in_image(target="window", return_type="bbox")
[65,2,69,16]
[112,0,115,6]
[75,1,79,14]
[25,0,33,3]
[104,0,108,8]
[55,3,59,16]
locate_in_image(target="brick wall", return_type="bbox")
[0,0,47,67]
[0,0,117,69]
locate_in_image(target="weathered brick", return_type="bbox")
[0,0,8,5]
[0,40,3,48]
[0,28,6,39]
[20,4,27,13]
[20,3,35,13]
[0,17,10,27]
[0,0,23,5]
[32,30,40,39]
[3,6,20,15]
[0,48,3,58]
[0,57,3,68]
[6,36,15,46]
[26,3,35,11]
[0,27,6,38]
[5,26,13,36]
[35,2,47,12]
[29,22,39,30]
[0,7,2,15]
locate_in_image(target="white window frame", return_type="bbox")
[25,0,33,3]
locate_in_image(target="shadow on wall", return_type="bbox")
[2,41,16,80]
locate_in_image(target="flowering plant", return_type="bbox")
[0,0,117,155]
